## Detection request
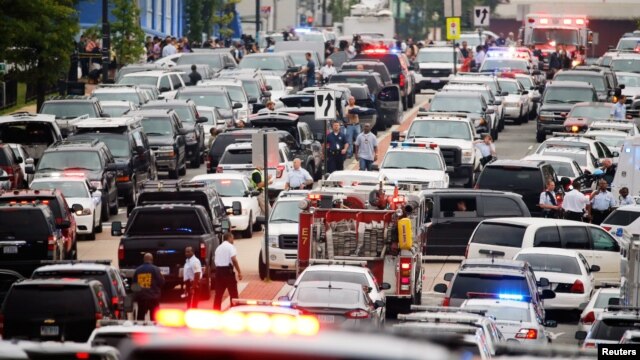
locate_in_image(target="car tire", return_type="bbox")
[491,128,498,141]
[536,130,546,143]
[109,194,119,215]
[95,219,103,234]
[86,230,96,241]
[252,217,262,232]
[306,163,317,181]
[169,161,179,179]
[241,212,253,238]
[101,198,109,221]
[125,179,136,207]
[498,115,505,131]
[402,94,408,111]
[258,251,269,281]
[407,91,414,108]
[178,160,187,176]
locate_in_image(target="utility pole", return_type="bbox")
[273,0,278,32]
[101,0,110,83]
[256,0,261,46]
[322,0,327,27]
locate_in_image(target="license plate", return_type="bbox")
[431,79,441,83]
[41,325,59,336]
[3,246,17,254]
[159,267,170,275]
[318,315,335,323]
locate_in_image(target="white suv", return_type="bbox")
[414,46,462,92]
[378,142,450,189]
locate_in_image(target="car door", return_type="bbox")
[101,148,117,201]
[587,226,621,284]
[427,194,480,256]
[377,84,401,114]
[132,131,150,182]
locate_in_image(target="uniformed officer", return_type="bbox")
[562,182,590,222]
[619,187,635,206]
[213,232,243,311]
[591,179,616,225]
[539,179,561,218]
[611,95,626,120]
[183,246,202,309]
[285,158,313,190]
[132,253,164,321]
[326,121,348,173]
[251,166,272,215]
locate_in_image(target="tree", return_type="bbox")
[111,0,146,66]
[202,0,241,40]
[0,0,79,111]
[185,0,204,43]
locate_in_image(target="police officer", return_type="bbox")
[562,182,590,222]
[132,253,164,321]
[213,232,243,310]
[326,121,348,173]
[539,179,561,218]
[285,158,313,190]
[251,166,272,215]
[183,246,202,309]
[619,187,635,206]
[591,179,616,225]
[611,95,626,120]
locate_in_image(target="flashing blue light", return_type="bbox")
[389,141,434,149]
[295,28,311,33]
[617,228,624,237]
[498,294,524,301]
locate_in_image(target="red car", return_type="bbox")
[0,144,25,189]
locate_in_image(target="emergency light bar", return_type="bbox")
[408,305,488,316]
[39,260,112,265]
[466,292,532,302]
[308,259,368,267]
[551,132,597,139]
[231,299,292,307]
[390,142,438,149]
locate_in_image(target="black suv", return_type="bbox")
[475,159,566,217]
[129,109,188,179]
[340,60,393,85]
[141,99,207,168]
[248,112,323,179]
[32,260,129,319]
[535,81,598,143]
[0,203,70,276]
[421,189,530,256]
[354,51,417,110]
[1,278,113,342]
[26,139,119,220]
[70,116,155,207]
[39,96,108,137]
[553,68,621,102]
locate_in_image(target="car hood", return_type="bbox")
[380,169,447,182]
[412,138,471,149]
[418,63,454,70]
[220,196,252,208]
[503,94,522,102]
[540,103,574,112]
[622,87,640,98]
[147,136,175,147]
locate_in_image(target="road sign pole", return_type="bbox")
[453,42,457,75]
[263,131,270,282]
[323,119,328,179]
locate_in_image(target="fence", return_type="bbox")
[0,78,18,110]
[25,82,59,102]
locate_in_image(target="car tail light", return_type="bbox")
[442,297,450,307]
[515,328,538,339]
[570,279,585,294]
[345,309,370,319]
[118,244,125,261]
[276,165,285,178]
[399,74,406,88]
[602,226,612,232]
[583,342,596,348]
[47,235,55,257]
[216,166,223,173]
[200,243,206,259]
[76,353,90,360]
[398,257,412,295]
[96,312,103,321]
[581,311,595,325]
[112,296,119,305]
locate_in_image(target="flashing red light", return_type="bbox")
[200,243,206,259]
[563,19,572,25]
[307,16,313,25]
[345,309,370,319]
[76,353,90,360]
[111,296,119,305]
[602,226,612,232]
[308,194,321,200]
[442,297,450,306]
[575,19,585,25]
[363,48,388,54]
[399,73,406,88]
[47,235,55,254]
[528,18,535,23]
[276,165,285,178]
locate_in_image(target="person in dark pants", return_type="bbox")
[213,232,243,310]
[326,121,348,174]
[183,246,202,309]
[189,64,202,85]
[590,179,616,225]
[562,182,590,222]
[132,253,164,321]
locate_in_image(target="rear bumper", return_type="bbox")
[116,180,133,198]
[543,293,590,310]
[415,77,448,90]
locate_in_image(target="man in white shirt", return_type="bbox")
[591,179,616,225]
[619,187,635,206]
[539,179,561,218]
[183,246,202,308]
[162,39,177,57]
[213,232,243,310]
[320,59,337,83]
[285,158,313,190]
[562,182,590,222]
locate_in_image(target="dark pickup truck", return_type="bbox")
[112,204,225,300]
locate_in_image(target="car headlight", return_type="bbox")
[462,150,473,163]
[430,180,445,188]
[268,235,279,248]
[90,181,103,190]
[76,208,92,216]
[158,146,176,157]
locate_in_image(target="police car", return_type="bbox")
[414,46,463,91]
[535,133,619,165]
[378,142,450,189]
[30,175,102,240]
[497,77,532,124]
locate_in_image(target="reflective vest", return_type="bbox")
[250,169,264,189]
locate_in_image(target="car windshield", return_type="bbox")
[430,95,483,113]
[239,56,287,71]
[591,319,640,341]
[266,78,284,90]
[72,134,130,158]
[407,120,472,140]
[4,287,95,318]
[210,179,246,197]
[480,59,528,72]
[224,87,247,103]
[464,305,531,323]
[220,148,252,164]
[241,80,262,98]
[141,118,174,136]
[128,210,205,235]
[287,53,308,67]
[118,76,158,87]
[604,210,640,226]
[544,88,595,103]
[617,38,640,50]
[515,254,581,275]
[450,274,530,299]
[40,103,99,119]
[617,73,640,87]
[175,54,223,69]
[176,93,231,109]
[478,167,542,190]
[569,106,611,119]
[497,81,521,94]
[417,51,454,63]
[0,210,50,240]
[296,287,360,306]
[300,271,368,287]
[531,28,579,45]
[554,74,606,92]
[381,152,443,170]
[591,135,626,149]
[594,292,621,308]
[270,200,301,223]
[38,151,101,171]
[31,181,89,198]
[611,59,640,73]
[92,92,141,105]
[101,105,130,117]
[545,160,576,177]
[516,77,534,89]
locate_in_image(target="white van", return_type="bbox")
[612,136,640,201]
[465,218,622,286]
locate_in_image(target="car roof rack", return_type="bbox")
[551,132,597,139]
[38,260,112,265]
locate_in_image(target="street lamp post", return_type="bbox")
[101,0,110,83]
[431,11,439,41]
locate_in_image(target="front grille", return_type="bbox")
[279,235,298,250]
[421,69,451,77]
[150,146,159,151]
[285,254,297,259]
[439,146,461,167]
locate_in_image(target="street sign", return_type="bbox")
[444,0,462,17]
[314,90,336,121]
[446,17,461,41]
[473,6,490,27]
[252,131,280,168]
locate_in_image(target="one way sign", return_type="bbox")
[314,90,336,121]
[473,6,490,27]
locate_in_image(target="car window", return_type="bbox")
[589,227,620,252]
[127,210,205,235]
[604,210,640,226]
[478,167,543,190]
[533,226,561,247]
[439,197,477,218]
[159,76,171,90]
[132,131,144,148]
[482,197,524,217]
[470,223,525,247]
[450,274,530,298]
[4,286,96,318]
[560,226,590,249]
[299,271,368,286]
[515,253,582,275]
[170,74,183,89]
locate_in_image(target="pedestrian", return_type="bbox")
[320,59,337,83]
[132,253,164,321]
[354,123,378,171]
[474,45,486,69]
[460,51,474,72]
[297,52,316,87]
[285,158,314,190]
[601,158,617,185]
[591,179,616,225]
[326,121,348,173]
[251,165,272,215]
[496,33,506,46]
[213,232,242,310]
[539,179,562,218]
[460,41,470,59]
[236,119,246,128]
[232,42,244,63]
[183,246,202,309]
[207,127,218,150]
[152,37,162,60]
[506,32,517,46]
[162,38,177,57]
[345,96,361,158]
[188,64,202,85]
[611,95,627,120]
[619,187,635,206]
[562,182,590,222]
[474,135,496,166]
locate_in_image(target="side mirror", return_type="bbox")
[105,163,118,172]
[380,282,391,290]
[493,99,502,106]
[248,97,258,104]
[433,283,448,293]
[446,166,454,173]
[16,156,23,163]
[220,219,231,232]
[374,300,385,309]
[57,220,71,229]
[538,277,550,287]
[544,320,558,328]
[590,264,601,272]
[540,289,556,299]
[232,201,242,215]
[232,102,243,109]
[485,108,495,114]
[522,90,529,95]
[256,216,266,225]
[500,91,509,96]
[197,116,208,123]
[575,331,587,340]
[71,204,84,214]
[25,158,35,174]
[111,221,123,236]
[620,84,626,90]
[612,151,620,158]
[443,272,454,282]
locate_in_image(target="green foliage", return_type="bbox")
[328,0,359,23]
[185,0,205,42]
[203,0,240,39]
[111,0,145,65]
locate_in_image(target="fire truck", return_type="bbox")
[297,187,426,314]
[519,14,592,70]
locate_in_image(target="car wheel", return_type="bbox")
[306,163,317,181]
[178,159,187,176]
[86,230,96,241]
[536,131,546,143]
[498,115,505,131]
[101,197,109,221]
[125,179,137,207]
[109,195,119,215]
[252,216,262,232]
[95,218,103,234]
[169,161,179,179]
[402,94,408,111]
[241,212,253,238]
[258,251,269,280]
[522,107,529,123]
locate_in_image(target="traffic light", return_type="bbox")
[307,16,314,25]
